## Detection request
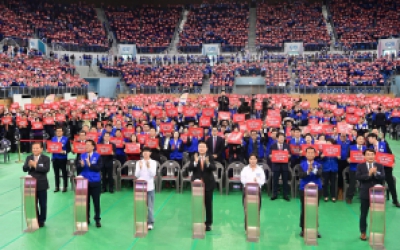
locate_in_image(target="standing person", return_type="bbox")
[270,133,291,201]
[356,149,385,241]
[75,130,86,175]
[346,135,366,204]
[320,138,339,202]
[22,142,50,228]
[240,153,265,231]
[135,147,157,230]
[298,147,322,238]
[218,90,229,111]
[206,127,225,163]
[188,141,216,231]
[99,132,116,193]
[80,140,103,227]
[51,127,71,192]
[374,108,387,138]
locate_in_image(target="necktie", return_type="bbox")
[279,144,282,150]
[358,145,361,151]
[34,156,38,162]
[367,163,370,170]
[200,156,204,171]
[213,137,216,153]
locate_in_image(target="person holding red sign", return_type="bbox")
[367,133,400,207]
[160,132,172,160]
[206,127,225,164]
[346,135,367,204]
[244,130,265,162]
[218,90,230,112]
[125,134,141,161]
[99,132,116,193]
[289,128,305,168]
[1,113,17,153]
[169,131,184,167]
[373,108,387,138]
[74,131,87,175]
[298,147,322,238]
[80,140,103,228]
[356,149,385,241]
[51,127,71,193]
[270,133,291,201]
[148,128,161,163]
[18,114,31,153]
[320,138,339,202]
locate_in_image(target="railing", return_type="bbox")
[122,86,202,95]
[292,85,390,94]
[49,42,109,53]
[0,86,88,99]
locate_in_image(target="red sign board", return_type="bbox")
[110,137,124,148]
[218,112,231,120]
[43,117,55,125]
[266,116,281,128]
[47,141,62,153]
[346,115,359,125]
[227,132,243,144]
[137,134,149,144]
[189,128,204,138]
[322,144,341,157]
[271,150,289,163]
[31,122,43,130]
[125,143,141,154]
[290,145,301,155]
[246,119,262,131]
[122,129,135,138]
[85,132,98,141]
[145,138,159,149]
[73,142,86,154]
[233,114,245,123]
[160,123,174,133]
[350,151,365,163]
[375,153,394,167]
[1,117,12,124]
[199,116,211,127]
[97,144,113,155]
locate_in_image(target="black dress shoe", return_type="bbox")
[317,232,322,238]
[102,189,107,193]
[283,196,290,201]
[205,226,211,231]
[54,188,60,193]
[299,231,304,237]
[270,196,278,200]
[39,222,45,228]
[109,190,114,194]
[96,221,102,228]
[393,202,400,208]
[62,188,67,193]
[87,220,91,225]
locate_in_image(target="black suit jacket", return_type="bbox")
[356,162,385,200]
[98,142,116,167]
[375,113,387,126]
[188,153,216,191]
[218,96,229,111]
[269,142,291,171]
[206,136,225,162]
[22,154,51,191]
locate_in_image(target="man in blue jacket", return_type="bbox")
[346,135,366,204]
[80,140,103,227]
[52,127,71,192]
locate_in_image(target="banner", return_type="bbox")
[246,119,262,131]
[1,117,12,124]
[160,123,174,133]
[218,112,231,120]
[137,134,149,145]
[266,116,281,128]
[271,150,289,163]
[346,114,359,125]
[122,129,135,138]
[110,137,124,148]
[31,122,43,130]
[85,132,98,141]
[202,108,214,117]
[43,117,55,125]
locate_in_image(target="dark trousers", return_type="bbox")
[88,182,101,222]
[337,160,348,188]
[300,190,321,230]
[205,190,213,226]
[346,170,356,200]
[291,157,301,168]
[242,189,261,229]
[322,171,337,198]
[36,190,47,223]
[53,159,68,188]
[272,169,289,196]
[101,166,114,191]
[384,167,398,203]
[376,124,386,138]
[360,198,370,233]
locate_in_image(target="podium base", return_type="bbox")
[192,223,205,239]
[24,219,39,233]
[369,232,385,250]
[246,226,260,242]
[74,222,88,235]
[304,228,318,246]
[135,222,148,238]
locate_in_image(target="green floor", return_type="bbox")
[1,140,400,250]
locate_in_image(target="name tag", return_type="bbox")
[38,164,43,168]
[256,173,261,177]
[91,160,97,164]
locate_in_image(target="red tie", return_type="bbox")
[200,157,204,171]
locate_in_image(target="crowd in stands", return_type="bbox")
[6,0,109,52]
[256,1,330,52]
[106,5,182,53]
[179,2,249,53]
[0,3,34,46]
[0,53,87,88]
[330,0,400,50]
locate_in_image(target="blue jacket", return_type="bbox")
[80,152,102,182]
[299,161,322,190]
[338,139,350,160]
[369,141,389,154]
[349,144,367,171]
[169,138,183,160]
[289,137,305,159]
[187,137,199,153]
[51,136,70,160]
[322,156,338,172]
[245,137,265,159]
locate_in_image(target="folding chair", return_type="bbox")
[225,161,245,195]
[117,160,135,191]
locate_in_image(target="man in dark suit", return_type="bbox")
[270,133,291,201]
[188,141,216,231]
[374,108,387,138]
[217,90,229,111]
[22,142,50,228]
[148,128,161,163]
[99,132,116,193]
[75,130,86,175]
[356,149,385,241]
[206,127,225,163]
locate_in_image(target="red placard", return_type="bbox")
[180,133,188,143]
[300,101,310,109]
[333,109,345,116]
[183,108,197,117]
[55,114,66,122]
[199,116,211,127]
[10,103,19,109]
[110,137,124,148]
[189,128,204,138]
[290,145,301,155]
[47,141,62,153]
[301,144,319,156]
[322,144,341,157]
[137,134,149,144]
[323,125,334,135]
[271,150,289,163]
[85,132,98,141]
[73,142,86,154]
[97,144,113,155]
[255,102,262,110]
[354,109,365,117]
[308,118,319,125]
[17,119,29,126]
[218,111,231,120]
[375,153,394,167]
[1,117,12,124]
[132,110,143,119]
[337,122,352,134]
[150,109,162,118]
[246,119,262,131]
[350,151,365,163]
[89,113,97,119]
[31,122,43,130]
[391,111,400,117]
[160,123,174,133]
[125,143,141,154]
[346,114,359,125]
[346,106,356,114]
[227,132,243,144]
[145,138,159,149]
[122,129,135,138]
[166,108,178,117]
[268,109,281,117]
[310,125,324,134]
[266,116,281,128]
[233,114,245,123]
[43,117,54,125]
[202,108,214,117]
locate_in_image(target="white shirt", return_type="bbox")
[240,165,266,188]
[135,159,157,191]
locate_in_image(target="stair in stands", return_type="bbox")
[201,78,210,94]
[247,7,257,53]
[322,5,338,51]
[95,8,117,52]
[168,9,189,54]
